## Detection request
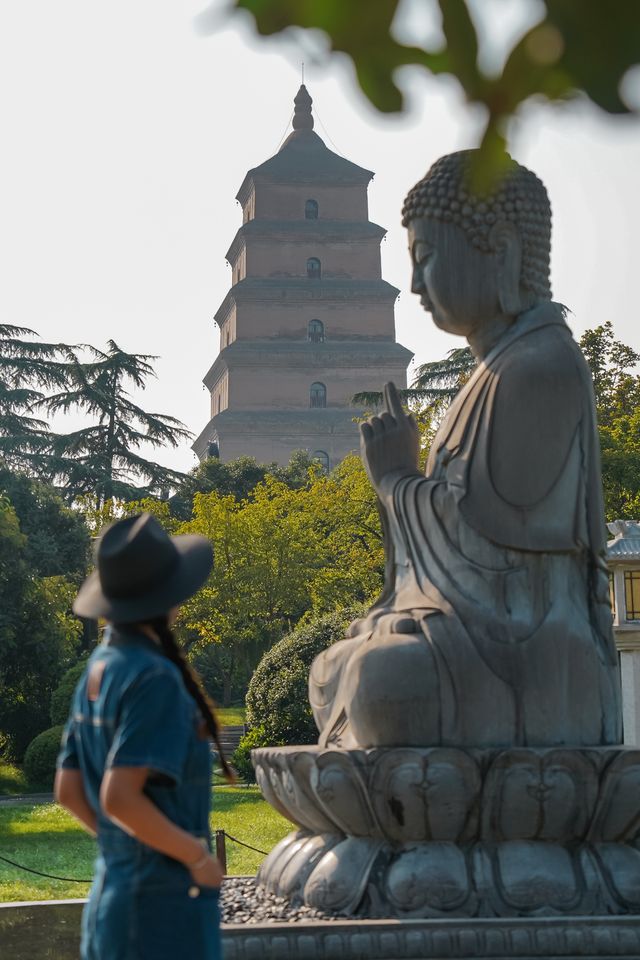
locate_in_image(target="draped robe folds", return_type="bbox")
[310,302,622,749]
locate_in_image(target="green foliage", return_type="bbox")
[0,498,82,760]
[50,660,87,726]
[579,322,640,521]
[170,450,315,521]
[0,467,90,579]
[227,0,640,178]
[231,725,268,784]
[178,457,382,703]
[246,608,362,747]
[22,726,64,789]
[0,324,73,472]
[43,340,191,507]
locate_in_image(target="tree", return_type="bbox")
[42,341,192,507]
[226,0,640,177]
[0,324,72,473]
[0,467,90,580]
[0,497,82,759]
[169,450,315,521]
[354,346,475,409]
[579,323,640,521]
[176,456,384,704]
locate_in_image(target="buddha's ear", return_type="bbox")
[489,220,522,315]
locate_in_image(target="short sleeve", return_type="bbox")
[57,717,80,770]
[106,667,192,784]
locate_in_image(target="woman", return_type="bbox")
[55,512,233,960]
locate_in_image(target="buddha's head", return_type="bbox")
[402,150,552,340]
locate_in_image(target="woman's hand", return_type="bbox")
[188,852,224,889]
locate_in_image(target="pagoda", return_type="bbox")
[192,85,412,469]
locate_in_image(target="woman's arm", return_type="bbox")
[100,766,224,888]
[54,769,97,835]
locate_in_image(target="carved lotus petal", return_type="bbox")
[593,843,640,909]
[303,837,383,914]
[482,750,597,841]
[310,750,378,837]
[370,749,480,842]
[589,751,640,842]
[277,834,341,902]
[257,830,308,894]
[491,841,583,914]
[386,842,472,915]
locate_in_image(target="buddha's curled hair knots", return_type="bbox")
[402,149,552,300]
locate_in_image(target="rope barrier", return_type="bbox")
[0,853,91,884]
[223,832,268,856]
[0,830,268,883]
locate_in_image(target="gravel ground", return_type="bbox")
[221,877,337,924]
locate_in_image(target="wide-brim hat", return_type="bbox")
[73,512,213,622]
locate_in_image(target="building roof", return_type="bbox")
[192,408,362,459]
[607,521,640,562]
[236,86,373,200]
[225,219,386,264]
[203,339,413,389]
[214,277,400,325]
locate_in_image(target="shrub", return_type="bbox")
[23,725,64,789]
[246,607,363,746]
[231,726,270,784]
[50,659,87,726]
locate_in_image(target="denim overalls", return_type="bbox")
[57,627,222,960]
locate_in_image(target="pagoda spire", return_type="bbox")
[292,84,314,131]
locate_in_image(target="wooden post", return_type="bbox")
[215,829,227,875]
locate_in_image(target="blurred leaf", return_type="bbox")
[230,0,640,173]
[545,0,640,114]
[437,0,482,98]
[235,0,453,111]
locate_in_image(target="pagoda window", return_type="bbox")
[624,570,640,620]
[308,319,324,343]
[310,382,326,408]
[307,257,321,279]
[305,199,319,219]
[312,450,330,472]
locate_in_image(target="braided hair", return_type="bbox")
[147,615,236,784]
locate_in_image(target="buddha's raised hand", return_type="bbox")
[359,382,420,491]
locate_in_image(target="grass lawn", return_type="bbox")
[0,762,49,797]
[216,706,246,727]
[0,786,291,903]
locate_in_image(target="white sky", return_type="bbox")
[1,0,639,474]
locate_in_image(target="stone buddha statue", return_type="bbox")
[310,150,622,751]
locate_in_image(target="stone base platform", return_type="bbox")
[3,899,640,960]
[224,915,640,959]
[253,744,640,918]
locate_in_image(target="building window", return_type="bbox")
[312,450,330,472]
[308,319,324,343]
[305,199,318,219]
[310,382,326,408]
[307,257,321,279]
[624,570,640,620]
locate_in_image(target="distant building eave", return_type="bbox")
[213,277,401,325]
[225,219,387,264]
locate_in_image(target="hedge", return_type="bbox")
[23,725,65,788]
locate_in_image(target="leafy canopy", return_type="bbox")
[227,0,640,176]
[43,340,191,506]
[0,324,72,473]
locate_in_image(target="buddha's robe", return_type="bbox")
[310,302,622,749]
